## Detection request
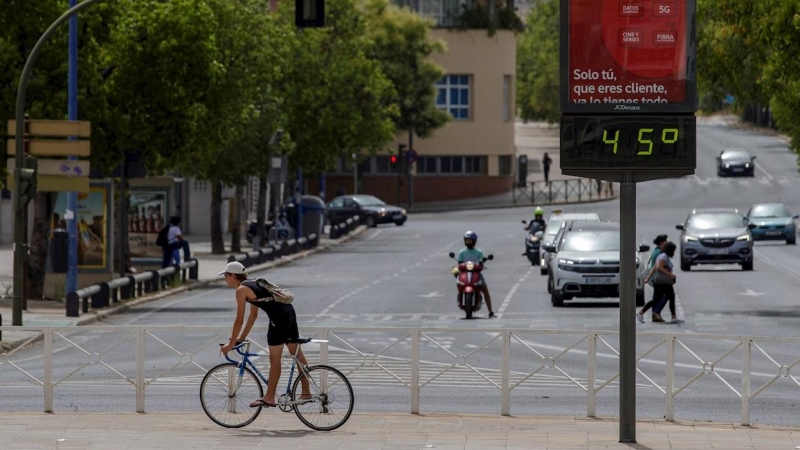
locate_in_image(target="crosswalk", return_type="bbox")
[685,175,794,187]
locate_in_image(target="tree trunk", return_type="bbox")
[27,192,54,299]
[210,181,225,254]
[114,176,133,275]
[230,184,243,253]
[255,174,268,250]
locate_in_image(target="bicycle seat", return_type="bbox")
[285,336,313,344]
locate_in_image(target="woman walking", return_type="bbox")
[637,241,680,323]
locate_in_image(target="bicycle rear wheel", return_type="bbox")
[292,364,354,431]
[200,363,263,428]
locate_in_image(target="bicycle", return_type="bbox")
[199,337,354,430]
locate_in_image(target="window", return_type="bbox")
[418,156,438,174]
[329,198,344,208]
[503,75,512,121]
[416,156,486,175]
[436,75,470,120]
[499,155,512,175]
[418,0,464,26]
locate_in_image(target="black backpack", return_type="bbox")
[155,225,170,247]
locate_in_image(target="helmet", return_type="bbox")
[463,231,478,246]
[534,207,544,216]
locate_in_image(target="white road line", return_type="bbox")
[497,267,534,318]
[754,161,774,180]
[777,177,790,185]
[122,290,217,324]
[366,229,382,240]
[692,175,710,186]
[758,177,771,185]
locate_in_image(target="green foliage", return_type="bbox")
[516,0,559,123]
[363,0,450,138]
[450,2,525,36]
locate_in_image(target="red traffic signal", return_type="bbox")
[390,155,398,167]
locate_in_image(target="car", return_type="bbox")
[326,195,407,228]
[717,148,755,177]
[543,221,648,307]
[676,208,756,271]
[745,203,798,245]
[539,211,601,275]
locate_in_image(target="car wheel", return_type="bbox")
[680,259,691,271]
[547,276,553,294]
[788,237,796,245]
[394,220,405,226]
[365,215,377,228]
[551,289,564,307]
[540,266,548,276]
[742,260,754,271]
[636,290,645,307]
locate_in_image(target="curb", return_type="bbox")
[0,226,367,353]
[408,194,619,215]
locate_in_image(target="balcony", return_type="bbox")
[394,0,524,32]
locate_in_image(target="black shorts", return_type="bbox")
[266,304,300,346]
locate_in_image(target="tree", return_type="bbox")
[362,0,451,139]
[516,0,559,123]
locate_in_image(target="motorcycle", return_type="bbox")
[448,252,494,319]
[521,220,544,266]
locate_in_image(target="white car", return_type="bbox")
[544,221,649,307]
[540,211,601,275]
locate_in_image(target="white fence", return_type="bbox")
[1,326,798,425]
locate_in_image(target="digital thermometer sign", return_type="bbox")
[560,0,697,114]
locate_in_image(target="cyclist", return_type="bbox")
[219,261,312,408]
[524,206,547,232]
[456,231,495,318]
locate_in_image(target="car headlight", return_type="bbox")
[529,235,540,242]
[736,234,750,241]
[684,235,698,242]
[745,163,750,168]
[401,209,406,215]
[725,164,730,168]
[557,258,575,265]
[465,261,475,271]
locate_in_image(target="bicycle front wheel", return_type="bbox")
[200,363,264,428]
[292,365,354,431]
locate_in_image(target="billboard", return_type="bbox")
[128,189,169,258]
[52,184,112,271]
[560,0,696,114]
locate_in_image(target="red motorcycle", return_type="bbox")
[449,252,494,319]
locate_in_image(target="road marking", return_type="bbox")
[692,175,710,186]
[497,267,534,318]
[418,292,445,298]
[758,177,771,185]
[366,229,382,240]
[754,161,774,180]
[737,179,751,187]
[738,289,765,297]
[777,177,790,185]
[122,290,217,324]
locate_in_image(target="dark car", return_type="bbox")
[717,148,755,177]
[326,195,407,228]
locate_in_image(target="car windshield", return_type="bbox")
[688,213,743,229]
[721,150,750,160]
[561,231,619,252]
[750,204,791,218]
[546,220,564,235]
[353,195,386,207]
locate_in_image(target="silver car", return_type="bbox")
[540,211,601,275]
[676,208,756,271]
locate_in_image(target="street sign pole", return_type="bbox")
[66,0,79,297]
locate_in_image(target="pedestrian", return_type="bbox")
[636,234,668,322]
[158,216,191,268]
[637,242,681,323]
[542,153,553,184]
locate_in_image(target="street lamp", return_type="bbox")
[352,153,358,195]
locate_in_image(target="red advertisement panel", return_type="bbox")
[567,0,688,108]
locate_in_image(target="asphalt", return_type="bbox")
[2,116,798,448]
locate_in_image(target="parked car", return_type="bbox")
[540,211,601,275]
[326,195,406,228]
[717,148,755,177]
[544,221,648,307]
[745,203,798,245]
[676,208,756,271]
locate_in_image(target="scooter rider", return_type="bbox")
[457,231,495,318]
[524,207,547,232]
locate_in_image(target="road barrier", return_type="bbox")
[64,260,199,318]
[513,179,617,205]
[0,325,797,425]
[329,215,361,239]
[227,233,319,270]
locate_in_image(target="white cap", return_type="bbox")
[218,261,246,275]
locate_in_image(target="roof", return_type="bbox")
[566,221,619,232]
[691,207,739,214]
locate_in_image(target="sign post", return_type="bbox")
[559,0,697,443]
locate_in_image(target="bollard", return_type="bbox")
[92,283,110,309]
[121,276,136,300]
[189,259,199,280]
[146,271,160,293]
[66,291,80,317]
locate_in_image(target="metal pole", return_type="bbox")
[407,130,414,210]
[67,0,79,298]
[351,153,357,195]
[13,0,102,326]
[619,177,636,443]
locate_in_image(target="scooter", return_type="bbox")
[449,252,494,319]
[521,220,544,266]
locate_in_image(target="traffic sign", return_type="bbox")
[405,148,418,164]
[7,159,90,177]
[6,139,90,157]
[6,174,89,193]
[7,119,91,137]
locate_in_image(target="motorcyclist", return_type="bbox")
[524,207,547,232]
[456,231,495,318]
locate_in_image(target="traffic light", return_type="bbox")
[390,154,398,168]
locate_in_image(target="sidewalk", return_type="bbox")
[0,412,796,449]
[0,228,366,351]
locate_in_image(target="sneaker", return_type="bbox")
[671,318,685,324]
[636,312,645,324]
[489,312,496,318]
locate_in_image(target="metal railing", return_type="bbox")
[513,179,617,205]
[227,233,319,270]
[0,326,797,425]
[64,260,199,318]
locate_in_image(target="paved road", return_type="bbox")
[1,122,799,426]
